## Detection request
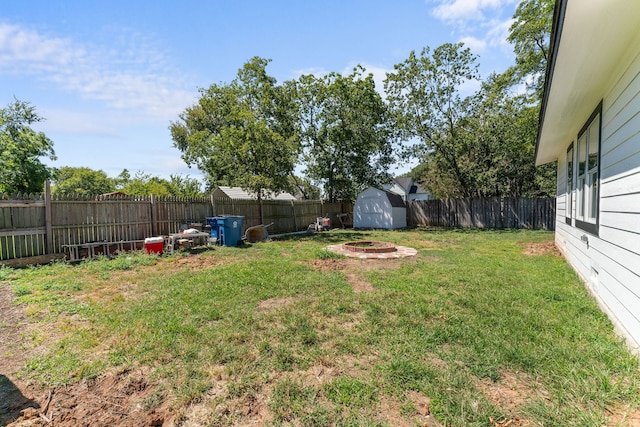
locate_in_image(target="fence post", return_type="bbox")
[150,194,158,236]
[44,180,53,255]
[291,200,297,231]
[210,193,216,216]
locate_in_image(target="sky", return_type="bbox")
[1,0,520,182]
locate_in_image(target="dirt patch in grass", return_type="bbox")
[476,369,545,426]
[6,369,167,427]
[606,404,640,426]
[257,296,295,313]
[521,241,561,257]
[0,285,30,376]
[309,257,411,292]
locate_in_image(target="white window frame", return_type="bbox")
[574,102,601,235]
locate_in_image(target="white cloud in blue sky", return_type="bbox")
[0,22,194,122]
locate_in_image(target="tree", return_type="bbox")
[0,99,56,194]
[52,166,115,195]
[384,43,480,197]
[285,174,321,200]
[296,66,393,201]
[507,0,555,96]
[170,57,299,205]
[168,174,204,198]
[385,43,556,198]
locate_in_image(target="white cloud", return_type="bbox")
[291,67,330,79]
[431,0,516,23]
[485,17,514,49]
[0,23,195,122]
[459,36,487,53]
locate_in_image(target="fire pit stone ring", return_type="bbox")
[326,240,417,259]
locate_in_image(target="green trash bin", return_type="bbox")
[217,215,244,246]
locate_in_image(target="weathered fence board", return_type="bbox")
[0,198,47,260]
[408,197,555,230]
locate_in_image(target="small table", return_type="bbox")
[164,232,211,254]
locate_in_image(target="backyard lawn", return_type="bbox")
[1,228,639,426]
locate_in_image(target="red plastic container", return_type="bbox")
[144,237,164,254]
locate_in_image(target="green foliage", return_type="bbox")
[0,99,56,194]
[0,265,15,281]
[386,42,556,198]
[507,0,555,96]
[286,174,321,200]
[296,66,393,201]
[170,57,298,199]
[52,166,115,195]
[115,169,204,197]
[385,43,481,197]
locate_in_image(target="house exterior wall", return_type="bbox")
[407,193,430,201]
[555,42,640,352]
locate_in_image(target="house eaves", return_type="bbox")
[535,0,640,166]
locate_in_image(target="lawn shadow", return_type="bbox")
[0,375,39,427]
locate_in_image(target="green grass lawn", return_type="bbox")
[2,228,640,426]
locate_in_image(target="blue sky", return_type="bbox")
[1,0,519,181]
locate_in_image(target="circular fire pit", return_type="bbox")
[342,241,397,254]
[326,240,417,259]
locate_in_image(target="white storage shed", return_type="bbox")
[353,187,407,230]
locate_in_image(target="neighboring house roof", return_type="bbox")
[384,177,429,197]
[536,0,640,165]
[213,186,296,201]
[394,177,413,192]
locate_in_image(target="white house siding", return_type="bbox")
[555,42,640,351]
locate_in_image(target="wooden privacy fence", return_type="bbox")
[408,197,556,230]
[0,185,351,262]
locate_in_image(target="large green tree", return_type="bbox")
[53,166,115,195]
[385,43,480,197]
[296,66,392,201]
[0,99,56,194]
[170,57,299,202]
[385,41,556,198]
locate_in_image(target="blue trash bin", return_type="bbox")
[216,215,244,246]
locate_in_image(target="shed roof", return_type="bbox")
[384,190,406,208]
[364,188,405,208]
[214,186,296,200]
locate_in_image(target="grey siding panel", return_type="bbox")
[600,211,640,234]
[601,170,640,198]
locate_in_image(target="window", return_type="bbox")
[574,102,601,234]
[565,144,573,225]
